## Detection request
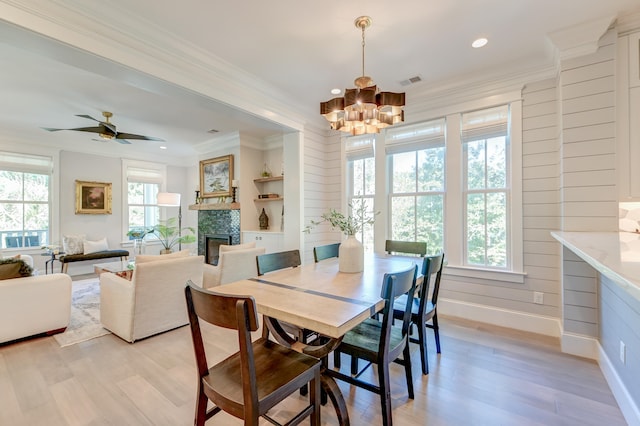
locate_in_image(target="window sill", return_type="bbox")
[443,265,526,284]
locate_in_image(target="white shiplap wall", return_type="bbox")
[558,29,618,337]
[302,126,341,263]
[522,78,562,318]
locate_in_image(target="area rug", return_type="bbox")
[54,278,111,347]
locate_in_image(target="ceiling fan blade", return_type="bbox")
[75,114,101,122]
[114,138,132,145]
[42,127,65,132]
[116,132,164,141]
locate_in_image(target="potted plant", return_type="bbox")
[304,201,378,273]
[148,217,196,254]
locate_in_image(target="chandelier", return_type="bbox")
[320,16,405,135]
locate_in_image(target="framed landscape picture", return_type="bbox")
[75,180,112,214]
[200,155,233,198]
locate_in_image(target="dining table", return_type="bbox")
[216,253,422,426]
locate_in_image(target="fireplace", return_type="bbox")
[205,234,233,265]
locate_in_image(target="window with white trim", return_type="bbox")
[123,161,165,239]
[386,119,445,255]
[346,136,375,252]
[462,105,510,268]
[0,152,52,249]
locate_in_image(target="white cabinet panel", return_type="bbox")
[242,231,283,254]
[630,87,640,197]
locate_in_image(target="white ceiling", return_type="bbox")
[0,0,639,163]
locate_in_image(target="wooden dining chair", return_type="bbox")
[385,239,427,257]
[184,282,321,426]
[256,249,301,275]
[393,252,445,375]
[256,249,312,342]
[313,243,340,262]
[327,264,417,426]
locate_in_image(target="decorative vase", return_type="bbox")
[339,235,364,273]
[259,208,269,230]
[160,248,172,255]
[132,239,144,258]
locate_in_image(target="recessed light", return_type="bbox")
[159,146,167,150]
[331,88,341,95]
[472,38,488,48]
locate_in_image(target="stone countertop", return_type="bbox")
[551,231,640,303]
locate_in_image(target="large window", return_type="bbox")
[386,119,445,255]
[346,136,375,252]
[123,161,165,239]
[0,152,52,249]
[462,106,509,268]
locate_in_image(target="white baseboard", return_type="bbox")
[439,298,562,337]
[560,332,599,359]
[598,343,640,426]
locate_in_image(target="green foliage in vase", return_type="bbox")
[148,217,196,251]
[304,201,378,236]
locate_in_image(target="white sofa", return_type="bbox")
[100,252,204,343]
[202,245,265,288]
[0,270,72,344]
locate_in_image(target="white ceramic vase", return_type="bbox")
[339,234,364,273]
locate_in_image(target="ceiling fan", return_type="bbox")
[43,111,164,144]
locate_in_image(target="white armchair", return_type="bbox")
[203,247,265,288]
[100,254,204,342]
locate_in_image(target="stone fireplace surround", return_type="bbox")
[192,203,240,263]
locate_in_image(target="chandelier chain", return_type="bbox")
[361,24,366,78]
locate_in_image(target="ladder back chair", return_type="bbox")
[327,264,417,426]
[385,239,427,257]
[184,282,321,426]
[313,243,340,263]
[393,252,445,375]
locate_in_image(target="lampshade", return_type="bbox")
[320,16,405,136]
[157,192,181,207]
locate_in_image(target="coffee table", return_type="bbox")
[94,260,134,275]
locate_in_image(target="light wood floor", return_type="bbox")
[0,312,627,425]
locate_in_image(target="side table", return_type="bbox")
[41,251,65,274]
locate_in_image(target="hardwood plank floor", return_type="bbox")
[0,314,627,425]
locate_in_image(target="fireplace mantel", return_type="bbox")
[189,203,240,211]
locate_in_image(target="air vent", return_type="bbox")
[207,129,219,134]
[399,75,422,86]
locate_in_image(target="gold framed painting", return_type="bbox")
[200,155,233,198]
[75,180,112,214]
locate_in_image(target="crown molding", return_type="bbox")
[0,0,310,132]
[547,15,615,61]
[193,132,240,155]
[616,10,640,35]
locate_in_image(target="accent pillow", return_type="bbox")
[0,258,33,280]
[219,242,256,253]
[135,249,190,264]
[83,237,109,254]
[63,234,85,255]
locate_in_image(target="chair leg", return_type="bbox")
[432,314,441,353]
[350,355,359,375]
[417,321,429,375]
[403,344,414,399]
[334,349,341,368]
[310,374,321,426]
[378,362,392,426]
[195,383,208,426]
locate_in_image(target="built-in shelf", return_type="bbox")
[188,202,240,211]
[253,197,284,202]
[254,175,284,183]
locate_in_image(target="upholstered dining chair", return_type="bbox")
[385,239,427,257]
[313,243,340,263]
[393,252,445,375]
[184,282,321,426]
[327,264,417,426]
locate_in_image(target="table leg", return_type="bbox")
[263,316,350,426]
